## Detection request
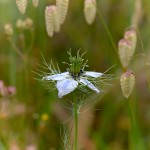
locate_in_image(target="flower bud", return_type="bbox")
[124,29,137,57]
[32,0,39,7]
[118,39,133,68]
[120,71,135,99]
[45,5,60,37]
[56,0,69,24]
[4,24,13,37]
[16,0,27,14]
[84,0,97,25]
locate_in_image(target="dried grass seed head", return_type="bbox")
[16,0,27,14]
[4,23,13,37]
[120,70,135,99]
[118,39,133,68]
[32,0,39,7]
[45,5,60,37]
[16,19,24,29]
[23,18,34,30]
[84,0,97,25]
[124,29,137,56]
[56,0,69,24]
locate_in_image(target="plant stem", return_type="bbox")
[73,92,78,150]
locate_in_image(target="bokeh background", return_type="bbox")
[0,0,150,149]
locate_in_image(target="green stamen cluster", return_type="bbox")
[68,51,85,78]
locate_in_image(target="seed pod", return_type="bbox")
[118,39,134,68]
[120,71,135,99]
[45,5,60,37]
[124,29,137,57]
[16,0,27,14]
[32,0,39,7]
[56,0,69,24]
[84,0,97,25]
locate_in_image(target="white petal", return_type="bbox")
[42,72,69,81]
[84,71,102,78]
[80,78,99,93]
[56,78,78,98]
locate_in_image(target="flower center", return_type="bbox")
[69,56,83,78]
[67,51,87,79]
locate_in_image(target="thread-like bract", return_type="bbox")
[32,0,39,7]
[84,0,97,25]
[56,0,69,24]
[45,5,60,37]
[16,0,27,14]
[120,71,135,99]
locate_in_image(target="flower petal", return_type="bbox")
[56,78,78,98]
[84,71,102,78]
[42,72,69,81]
[80,78,99,93]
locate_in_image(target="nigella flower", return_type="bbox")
[42,51,103,98]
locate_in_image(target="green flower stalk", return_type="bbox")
[41,51,110,149]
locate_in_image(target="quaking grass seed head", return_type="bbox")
[45,5,60,37]
[118,29,137,69]
[118,39,133,68]
[16,18,34,30]
[120,70,135,99]
[32,0,39,7]
[56,0,69,24]
[16,0,27,14]
[124,29,137,56]
[4,23,13,38]
[23,18,34,30]
[16,19,24,30]
[84,0,97,25]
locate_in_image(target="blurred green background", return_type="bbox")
[0,0,150,149]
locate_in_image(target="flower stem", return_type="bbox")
[73,92,78,150]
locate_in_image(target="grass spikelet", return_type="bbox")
[56,0,69,24]
[45,5,60,37]
[124,29,137,56]
[4,24,13,37]
[118,39,133,68]
[118,29,137,69]
[16,0,27,14]
[84,0,97,25]
[120,70,135,99]
[32,0,39,7]
[45,6,54,37]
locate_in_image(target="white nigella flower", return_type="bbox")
[42,51,103,98]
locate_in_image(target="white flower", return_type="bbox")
[42,71,102,98]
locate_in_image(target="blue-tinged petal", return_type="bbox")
[42,72,69,81]
[56,78,78,98]
[84,71,102,78]
[80,78,100,93]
